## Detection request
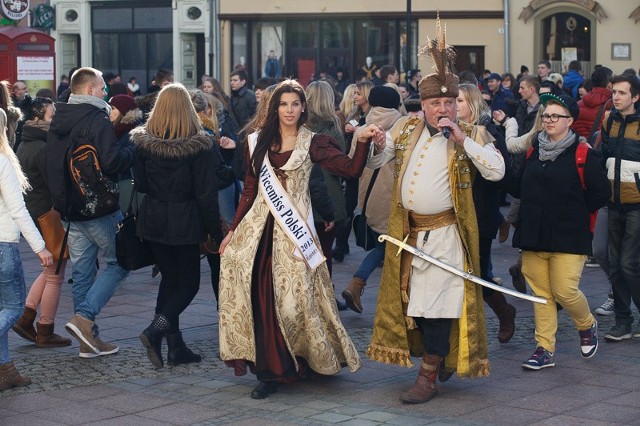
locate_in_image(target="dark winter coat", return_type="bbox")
[513,133,611,254]
[230,86,257,128]
[47,102,134,221]
[16,120,52,223]
[472,120,510,239]
[130,128,222,246]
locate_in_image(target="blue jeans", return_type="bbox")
[608,208,640,325]
[354,231,385,280]
[0,242,25,363]
[218,184,237,228]
[68,212,129,322]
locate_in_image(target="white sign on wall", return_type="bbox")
[17,56,54,80]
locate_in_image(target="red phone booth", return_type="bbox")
[0,27,56,96]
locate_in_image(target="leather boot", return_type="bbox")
[12,306,37,342]
[509,255,527,294]
[140,314,170,368]
[342,277,366,313]
[166,331,202,366]
[0,361,31,391]
[485,292,516,343]
[399,354,440,404]
[35,322,72,348]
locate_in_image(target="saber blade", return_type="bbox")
[379,234,546,305]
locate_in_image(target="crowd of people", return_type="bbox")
[0,18,639,404]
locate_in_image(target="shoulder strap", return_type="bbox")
[362,168,380,215]
[575,141,589,189]
[587,98,611,146]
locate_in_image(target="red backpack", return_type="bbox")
[526,141,598,234]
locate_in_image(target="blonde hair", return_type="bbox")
[339,84,357,119]
[201,92,220,132]
[244,84,276,133]
[146,83,201,140]
[458,83,490,125]
[306,81,340,130]
[347,81,373,122]
[0,109,30,192]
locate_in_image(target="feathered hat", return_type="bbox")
[418,15,459,99]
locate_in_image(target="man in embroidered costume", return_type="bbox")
[366,19,505,404]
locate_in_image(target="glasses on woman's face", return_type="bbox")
[540,113,571,122]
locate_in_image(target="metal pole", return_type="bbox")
[503,0,510,73]
[406,0,411,73]
[209,0,214,77]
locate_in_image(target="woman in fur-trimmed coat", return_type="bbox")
[131,84,222,369]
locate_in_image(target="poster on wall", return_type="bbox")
[17,56,55,93]
[561,48,577,73]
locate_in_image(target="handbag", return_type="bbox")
[352,169,380,251]
[37,208,69,262]
[116,187,155,271]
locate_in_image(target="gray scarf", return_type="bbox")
[68,94,112,116]
[538,130,576,162]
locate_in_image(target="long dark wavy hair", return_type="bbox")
[251,79,308,176]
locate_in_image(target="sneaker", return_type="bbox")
[594,297,615,316]
[522,347,555,370]
[65,314,99,353]
[634,326,640,338]
[79,338,119,358]
[604,323,632,342]
[579,320,598,358]
[492,276,503,285]
[584,256,600,268]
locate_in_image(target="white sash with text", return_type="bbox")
[249,134,325,270]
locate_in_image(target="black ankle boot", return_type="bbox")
[166,331,201,366]
[251,381,278,399]
[140,314,170,368]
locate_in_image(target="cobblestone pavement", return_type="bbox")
[2,224,640,425]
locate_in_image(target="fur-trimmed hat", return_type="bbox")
[418,16,459,99]
[109,94,137,115]
[368,86,401,109]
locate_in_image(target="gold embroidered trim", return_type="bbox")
[367,344,414,367]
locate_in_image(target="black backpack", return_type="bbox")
[65,112,119,218]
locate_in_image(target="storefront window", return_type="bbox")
[321,21,352,80]
[355,20,396,81]
[254,22,284,80]
[232,22,249,75]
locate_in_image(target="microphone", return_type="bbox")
[438,116,450,139]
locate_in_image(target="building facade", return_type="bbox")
[39,0,640,91]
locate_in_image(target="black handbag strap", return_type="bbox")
[361,168,380,216]
[587,98,611,146]
[125,181,139,216]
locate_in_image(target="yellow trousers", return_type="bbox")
[521,251,595,352]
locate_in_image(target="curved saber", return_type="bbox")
[378,234,547,305]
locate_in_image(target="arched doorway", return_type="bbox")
[535,7,595,76]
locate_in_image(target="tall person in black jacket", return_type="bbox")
[132,83,222,369]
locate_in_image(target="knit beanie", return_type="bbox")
[368,86,401,109]
[109,94,137,115]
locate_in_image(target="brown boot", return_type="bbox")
[485,292,516,343]
[12,306,37,342]
[35,322,72,348]
[399,354,440,404]
[0,361,31,391]
[342,277,366,313]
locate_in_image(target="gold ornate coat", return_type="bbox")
[219,127,361,375]
[367,116,490,378]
